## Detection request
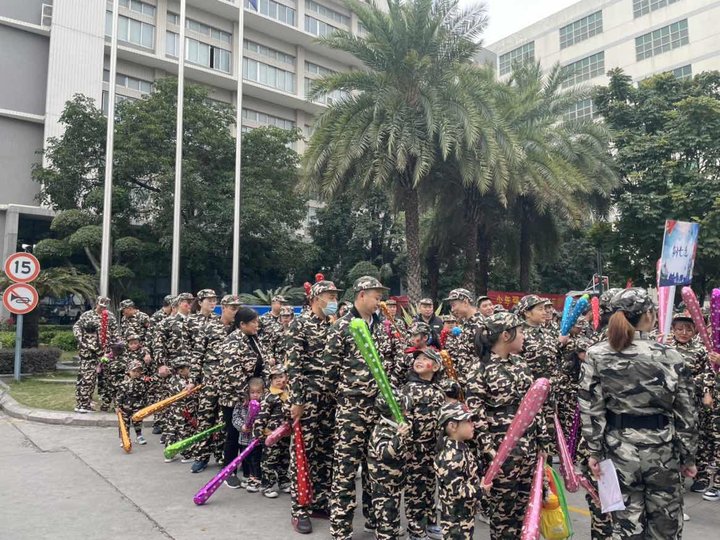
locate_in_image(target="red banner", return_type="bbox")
[488,291,566,312]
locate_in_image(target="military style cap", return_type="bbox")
[269,364,287,377]
[412,347,443,367]
[672,312,694,325]
[96,296,111,308]
[221,294,242,306]
[385,298,397,306]
[418,298,434,305]
[482,312,523,336]
[493,304,507,314]
[609,287,657,317]
[441,314,456,323]
[125,332,141,341]
[172,292,194,306]
[280,306,294,316]
[598,288,622,315]
[174,357,191,369]
[516,294,544,315]
[409,321,431,336]
[196,289,217,300]
[271,295,287,304]
[310,280,342,299]
[438,401,477,426]
[127,360,143,372]
[476,295,491,304]
[162,294,175,307]
[543,298,554,306]
[352,276,389,293]
[443,289,474,303]
[118,299,135,310]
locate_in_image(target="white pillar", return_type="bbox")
[231,4,245,295]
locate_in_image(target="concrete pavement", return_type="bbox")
[1,413,718,539]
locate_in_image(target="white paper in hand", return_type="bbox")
[598,459,626,513]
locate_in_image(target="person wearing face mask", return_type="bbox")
[285,280,343,534]
[444,288,484,392]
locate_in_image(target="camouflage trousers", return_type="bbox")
[118,408,143,438]
[99,365,126,410]
[290,391,336,519]
[368,458,404,540]
[151,376,171,431]
[192,375,225,462]
[329,395,378,540]
[696,405,715,484]
[262,437,290,489]
[75,354,100,409]
[439,512,474,540]
[607,430,683,539]
[577,437,614,539]
[405,439,437,536]
[163,403,196,450]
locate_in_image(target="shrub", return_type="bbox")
[49,331,78,351]
[0,347,61,374]
[0,332,15,348]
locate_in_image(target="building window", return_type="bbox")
[103,70,154,93]
[242,108,295,130]
[186,18,232,44]
[106,12,156,49]
[305,0,350,26]
[244,40,295,66]
[633,0,680,18]
[304,61,346,104]
[564,98,595,121]
[561,51,605,87]
[101,91,137,115]
[243,58,296,92]
[167,11,179,25]
[305,61,334,76]
[635,19,688,61]
[166,31,179,56]
[120,0,156,17]
[245,0,296,26]
[187,38,232,73]
[671,64,692,80]
[305,15,339,36]
[498,41,534,76]
[559,11,603,49]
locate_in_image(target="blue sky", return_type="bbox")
[473,0,580,44]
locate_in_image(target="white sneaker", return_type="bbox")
[426,524,442,540]
[74,407,91,414]
[181,457,194,463]
[137,435,147,445]
[683,513,690,522]
[263,485,279,498]
[280,482,291,493]
[164,455,178,463]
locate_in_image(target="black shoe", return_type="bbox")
[152,425,162,435]
[224,475,241,489]
[363,521,376,533]
[191,460,208,473]
[291,517,312,534]
[690,480,708,493]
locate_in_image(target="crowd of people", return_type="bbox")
[70,276,720,539]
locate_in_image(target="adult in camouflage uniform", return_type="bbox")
[259,295,287,350]
[444,288,484,391]
[435,402,480,540]
[73,296,119,413]
[266,305,293,367]
[163,358,196,461]
[383,298,408,335]
[115,360,149,444]
[414,298,443,348]
[465,311,550,540]
[218,306,267,486]
[150,295,174,331]
[367,390,412,540]
[286,280,342,534]
[590,288,622,345]
[477,294,495,318]
[400,348,445,540]
[118,299,151,344]
[186,289,219,384]
[579,287,698,539]
[325,276,398,540]
[190,294,241,472]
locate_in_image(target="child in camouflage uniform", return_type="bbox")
[232,377,265,492]
[115,360,149,445]
[163,358,196,462]
[434,401,480,540]
[401,347,445,540]
[253,365,291,499]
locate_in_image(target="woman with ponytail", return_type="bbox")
[464,312,550,539]
[579,287,698,539]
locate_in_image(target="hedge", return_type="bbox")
[49,331,77,351]
[40,325,74,345]
[0,332,14,349]
[0,347,61,374]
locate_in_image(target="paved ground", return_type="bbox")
[1,413,718,539]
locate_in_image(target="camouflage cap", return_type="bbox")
[125,332,141,341]
[438,401,477,426]
[96,296,111,308]
[609,287,657,317]
[269,364,287,377]
[493,304,507,314]
[162,294,175,307]
[412,347,443,367]
[196,289,217,300]
[310,280,342,299]
[221,294,242,306]
[482,312,524,336]
[271,295,287,304]
[384,298,397,306]
[409,321,431,336]
[280,306,294,316]
[352,276,389,293]
[127,360,143,372]
[172,292,194,306]
[516,294,544,315]
[118,299,135,310]
[672,312,694,325]
[443,288,474,303]
[543,298,554,306]
[418,298,434,306]
[598,288,622,315]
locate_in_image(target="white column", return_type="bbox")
[231,4,245,295]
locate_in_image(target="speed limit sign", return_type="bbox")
[4,252,41,283]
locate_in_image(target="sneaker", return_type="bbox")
[690,480,708,493]
[683,513,690,522]
[703,487,720,501]
[246,479,260,493]
[159,435,166,445]
[291,516,313,534]
[152,425,162,435]
[363,521,376,533]
[180,456,194,464]
[240,478,249,489]
[136,435,147,445]
[280,482,291,493]
[224,475,241,489]
[74,407,91,414]
[164,455,178,463]
[191,460,208,473]
[263,485,279,498]
[426,524,443,540]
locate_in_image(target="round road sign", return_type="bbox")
[4,252,41,283]
[2,283,39,315]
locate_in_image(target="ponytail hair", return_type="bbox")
[474,325,518,361]
[607,310,641,352]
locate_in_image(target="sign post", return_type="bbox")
[3,253,41,381]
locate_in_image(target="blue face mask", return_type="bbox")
[322,301,338,316]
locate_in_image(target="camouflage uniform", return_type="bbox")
[435,403,481,540]
[253,381,291,490]
[286,281,341,521]
[153,309,193,369]
[259,300,284,357]
[72,297,120,410]
[326,276,397,540]
[579,288,697,540]
[118,300,152,344]
[164,366,196,450]
[401,368,445,538]
[187,310,220,384]
[451,311,484,391]
[115,363,149,437]
[388,321,429,388]
[99,342,127,410]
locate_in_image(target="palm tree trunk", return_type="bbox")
[477,226,491,294]
[519,203,532,291]
[402,187,422,302]
[462,223,478,293]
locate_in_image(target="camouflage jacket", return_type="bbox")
[521,322,560,386]
[590,326,609,346]
[434,438,479,518]
[124,346,154,377]
[368,418,411,480]
[115,376,148,412]
[152,313,193,368]
[253,387,290,439]
[193,316,234,382]
[149,308,168,329]
[167,372,196,417]
[285,310,335,406]
[218,330,266,408]
[73,309,120,357]
[259,312,282,347]
[267,326,290,367]
[323,307,398,400]
[186,312,220,383]
[668,337,715,398]
[465,352,550,454]
[578,333,698,465]
[452,312,484,391]
[119,311,151,343]
[401,372,445,444]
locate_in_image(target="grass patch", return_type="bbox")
[60,350,78,362]
[7,378,97,411]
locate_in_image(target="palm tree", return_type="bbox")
[237,286,306,305]
[302,0,491,301]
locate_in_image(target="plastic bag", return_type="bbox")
[540,492,570,540]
